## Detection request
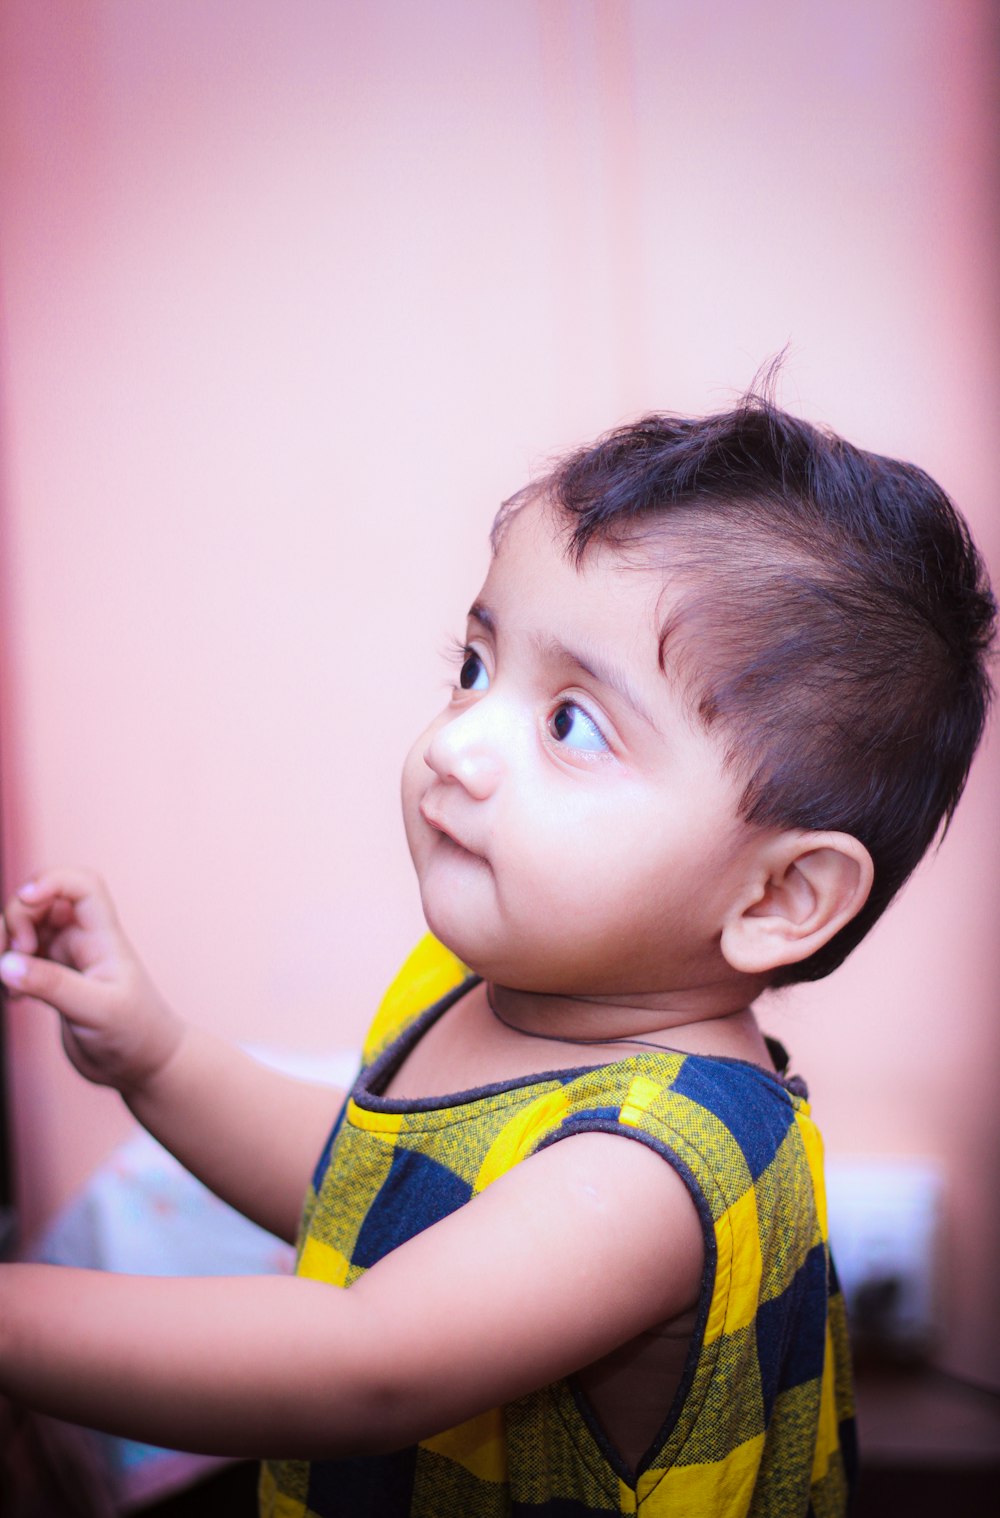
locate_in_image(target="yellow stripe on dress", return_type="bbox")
[810,1321,840,1484]
[421,1409,508,1483]
[617,1475,638,1512]
[363,935,468,1060]
[474,1089,571,1191]
[619,1074,662,1128]
[298,1234,351,1288]
[639,1431,765,1513]
[347,1099,405,1136]
[258,1461,309,1517]
[704,1185,763,1343]
[794,1108,828,1242]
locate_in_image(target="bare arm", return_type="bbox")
[0,870,344,1241]
[0,1134,704,1459]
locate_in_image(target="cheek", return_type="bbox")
[491,801,617,910]
[506,796,662,912]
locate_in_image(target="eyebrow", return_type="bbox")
[467,601,661,731]
[468,601,496,635]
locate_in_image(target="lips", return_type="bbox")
[419,799,485,862]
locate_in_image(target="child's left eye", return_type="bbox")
[458,650,490,692]
[548,702,608,752]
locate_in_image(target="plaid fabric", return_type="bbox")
[261,937,856,1517]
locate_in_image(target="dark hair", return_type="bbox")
[512,390,996,984]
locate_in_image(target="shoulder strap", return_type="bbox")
[363,935,468,1062]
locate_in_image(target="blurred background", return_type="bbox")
[0,0,997,1510]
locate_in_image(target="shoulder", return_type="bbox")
[505,1128,706,1318]
[550,1052,805,1179]
[540,1052,822,1281]
[559,1052,810,1178]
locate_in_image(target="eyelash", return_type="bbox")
[445,638,479,689]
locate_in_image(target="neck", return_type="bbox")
[486,980,767,1059]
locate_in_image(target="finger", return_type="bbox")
[0,952,115,1028]
[48,898,77,930]
[4,887,86,954]
[17,870,117,934]
[2,897,40,955]
[33,898,77,955]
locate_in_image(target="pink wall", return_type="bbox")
[1,1,997,1382]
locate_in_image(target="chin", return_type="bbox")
[422,924,577,995]
[421,920,487,979]
[417,893,504,981]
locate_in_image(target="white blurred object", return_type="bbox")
[825,1157,944,1357]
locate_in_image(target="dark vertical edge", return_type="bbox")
[0,670,15,1260]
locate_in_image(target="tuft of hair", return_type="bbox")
[528,386,997,984]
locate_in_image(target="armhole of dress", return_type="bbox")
[532,1120,722,1486]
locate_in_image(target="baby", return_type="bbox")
[0,392,994,1517]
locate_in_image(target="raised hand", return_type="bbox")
[0,869,182,1095]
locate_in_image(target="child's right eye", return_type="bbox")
[459,650,490,692]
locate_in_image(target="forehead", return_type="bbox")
[481,500,668,655]
[480,501,756,760]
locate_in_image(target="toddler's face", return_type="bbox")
[401,501,764,996]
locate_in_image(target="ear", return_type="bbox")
[720,831,874,978]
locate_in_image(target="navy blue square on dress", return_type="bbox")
[352,1146,474,1268]
[755,1242,828,1420]
[669,1059,792,1181]
[311,1098,349,1192]
[307,1448,418,1515]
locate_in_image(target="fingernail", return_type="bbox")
[18,882,40,900]
[0,952,27,983]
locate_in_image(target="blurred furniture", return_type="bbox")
[853,1362,1000,1517]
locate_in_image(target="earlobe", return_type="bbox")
[721,832,874,977]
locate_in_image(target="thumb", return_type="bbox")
[0,952,113,1027]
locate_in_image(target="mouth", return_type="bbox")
[419,801,486,863]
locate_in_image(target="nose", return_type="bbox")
[423,702,506,801]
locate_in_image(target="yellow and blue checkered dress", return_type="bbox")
[261,939,855,1516]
